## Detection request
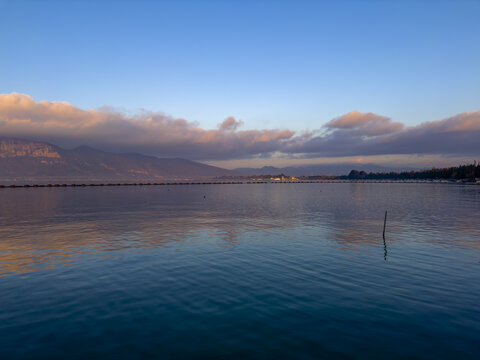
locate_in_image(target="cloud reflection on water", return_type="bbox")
[0,184,479,276]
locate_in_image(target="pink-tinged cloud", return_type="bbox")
[0,93,479,160]
[325,110,404,136]
[414,111,480,133]
[219,116,243,131]
[290,110,480,158]
[326,110,389,128]
[0,93,294,160]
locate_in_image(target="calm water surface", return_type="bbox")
[0,184,479,359]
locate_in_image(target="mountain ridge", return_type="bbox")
[0,137,237,180]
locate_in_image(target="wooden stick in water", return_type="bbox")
[383,210,387,240]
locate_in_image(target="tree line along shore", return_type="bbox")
[340,162,480,181]
[219,162,480,182]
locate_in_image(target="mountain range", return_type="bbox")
[0,138,236,181]
[0,137,419,181]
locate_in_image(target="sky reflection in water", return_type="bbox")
[0,184,479,359]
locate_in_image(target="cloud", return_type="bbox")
[325,110,404,136]
[0,93,294,160]
[0,93,479,162]
[219,116,243,131]
[372,111,480,156]
[288,110,480,158]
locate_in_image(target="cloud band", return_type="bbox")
[1,93,479,161]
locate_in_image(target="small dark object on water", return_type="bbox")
[383,210,387,240]
[203,195,206,199]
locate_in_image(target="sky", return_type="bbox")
[1,0,479,169]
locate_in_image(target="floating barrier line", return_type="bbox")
[0,180,473,188]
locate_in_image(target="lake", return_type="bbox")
[0,183,479,359]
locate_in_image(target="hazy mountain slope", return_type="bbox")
[235,163,419,176]
[0,138,236,180]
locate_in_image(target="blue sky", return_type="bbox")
[1,0,479,167]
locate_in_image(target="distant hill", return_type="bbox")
[235,163,419,177]
[0,137,237,181]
